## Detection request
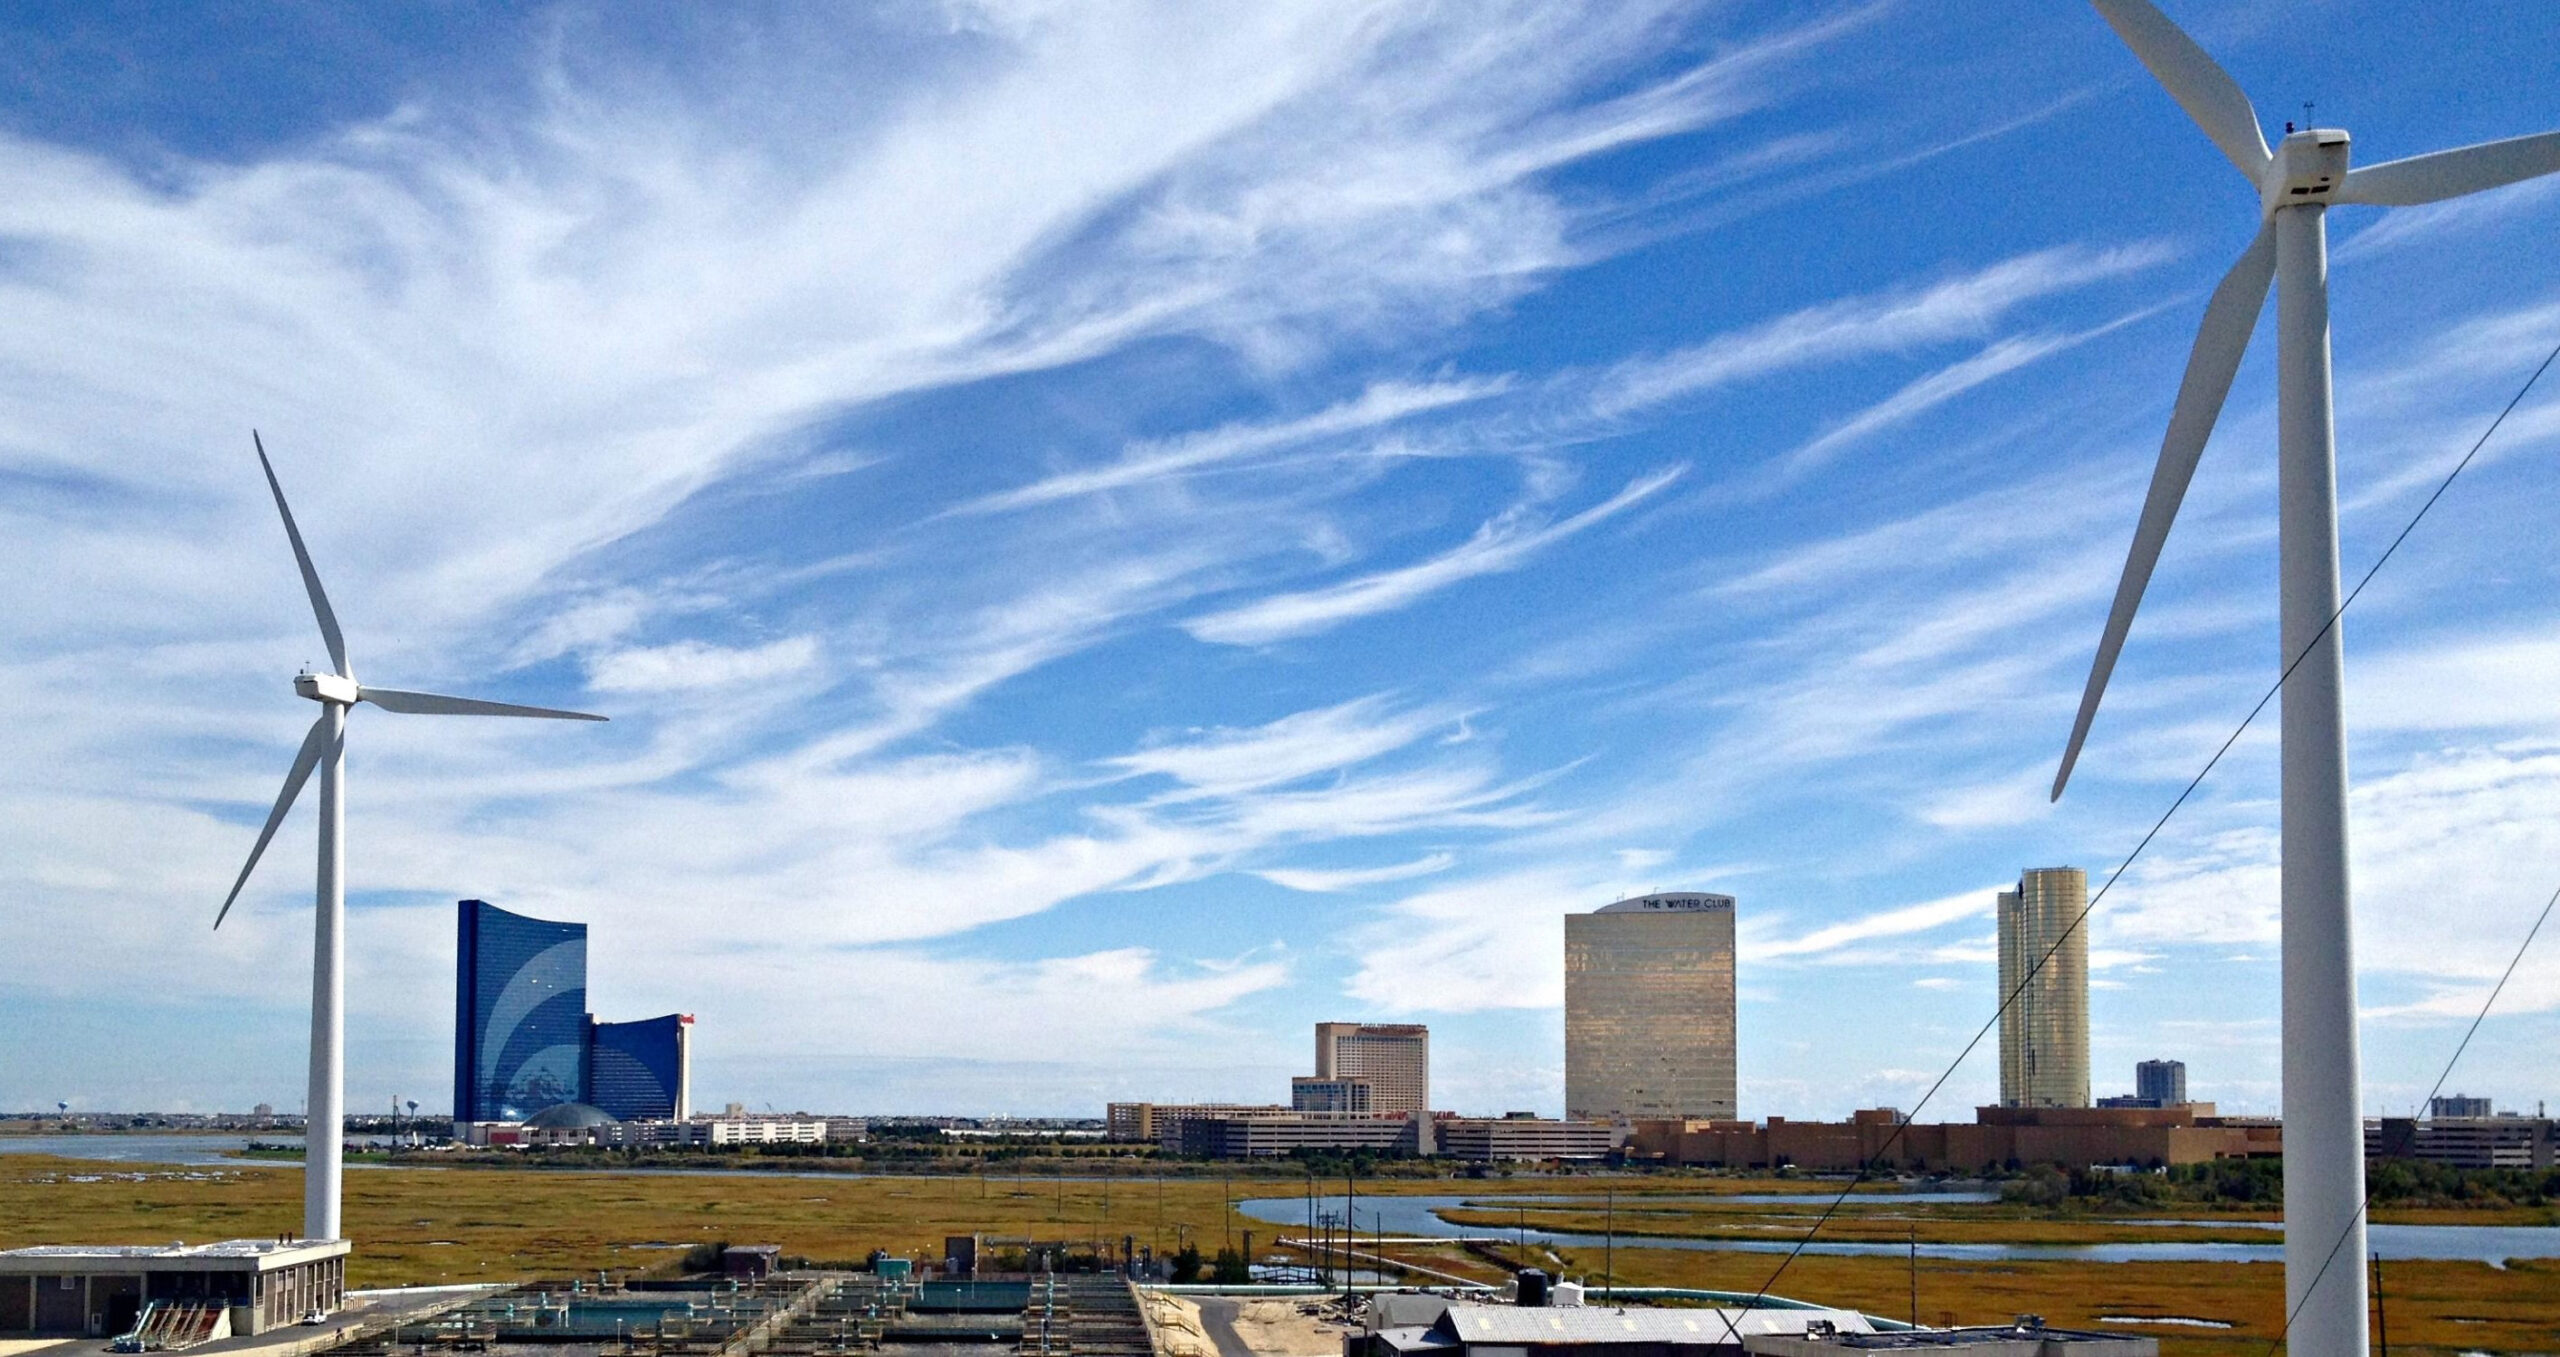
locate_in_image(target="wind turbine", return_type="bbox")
[217,434,606,1245]
[2054,2,2560,1352]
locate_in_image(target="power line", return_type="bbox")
[2260,871,2560,1355]
[1726,336,2560,1317]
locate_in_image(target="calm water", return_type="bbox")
[0,1135,262,1166]
[1236,1193,2560,1265]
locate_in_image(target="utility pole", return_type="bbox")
[1304,1171,1316,1283]
[2371,1253,2389,1356]
[1908,1230,1919,1329]
[1345,1166,1358,1305]
[1604,1186,1615,1299]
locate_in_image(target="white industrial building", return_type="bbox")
[0,1240,348,1340]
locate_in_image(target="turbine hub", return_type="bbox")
[2264,128,2351,217]
[295,672,359,705]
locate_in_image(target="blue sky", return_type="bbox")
[5,0,2559,1121]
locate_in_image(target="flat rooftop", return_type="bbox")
[0,1239,348,1271]
[1758,1327,2149,1349]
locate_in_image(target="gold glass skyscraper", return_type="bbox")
[1998,867,2090,1108]
[1564,893,1737,1121]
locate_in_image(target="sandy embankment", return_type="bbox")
[1225,1299,1353,1357]
[1143,1291,1217,1357]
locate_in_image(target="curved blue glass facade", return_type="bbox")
[587,1014,691,1121]
[454,899,589,1123]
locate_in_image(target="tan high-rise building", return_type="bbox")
[1564,893,1737,1121]
[1312,1023,1429,1114]
[1998,867,2091,1109]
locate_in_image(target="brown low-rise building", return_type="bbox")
[1629,1105,2279,1172]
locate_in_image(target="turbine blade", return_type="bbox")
[2335,130,2560,207]
[2054,224,2276,800]
[2090,0,2271,181]
[254,432,352,680]
[359,686,608,721]
[214,715,333,929]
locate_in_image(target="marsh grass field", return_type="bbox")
[2,1156,2553,1355]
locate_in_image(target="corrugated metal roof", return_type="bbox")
[1439,1304,1875,1343]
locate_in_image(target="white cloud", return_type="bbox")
[962,378,1504,514]
[1256,852,1455,893]
[2350,631,2560,734]
[1585,243,2170,419]
[1745,887,1999,962]
[1918,765,2061,830]
[2096,742,2560,1018]
[665,945,1294,1065]
[587,636,822,692]
[1184,465,1683,645]
[1341,868,1591,1013]
[1756,331,2086,486]
[1105,695,1452,799]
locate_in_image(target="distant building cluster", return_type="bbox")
[1109,1021,1616,1161]
[2367,1095,2558,1170]
[1097,875,2263,1174]
[1094,877,2266,1177]
[1629,1103,2281,1172]
[466,1106,864,1150]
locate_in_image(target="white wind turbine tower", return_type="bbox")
[2055,2,2560,1352]
[216,435,606,1247]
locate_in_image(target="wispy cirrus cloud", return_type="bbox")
[1256,852,1456,893]
[588,636,822,692]
[1106,694,1457,799]
[1745,886,1999,962]
[1585,243,2172,420]
[962,378,1505,515]
[1184,464,1684,645]
[11,0,2557,1121]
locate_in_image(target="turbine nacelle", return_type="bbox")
[2056,0,2560,801]
[2263,128,2350,217]
[295,672,360,705]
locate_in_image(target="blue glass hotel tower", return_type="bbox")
[453,900,590,1123]
[587,1014,692,1121]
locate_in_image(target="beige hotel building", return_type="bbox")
[1564,892,1738,1121]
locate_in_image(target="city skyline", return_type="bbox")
[4,2,2560,1121]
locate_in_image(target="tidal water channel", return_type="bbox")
[1234,1192,2560,1265]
